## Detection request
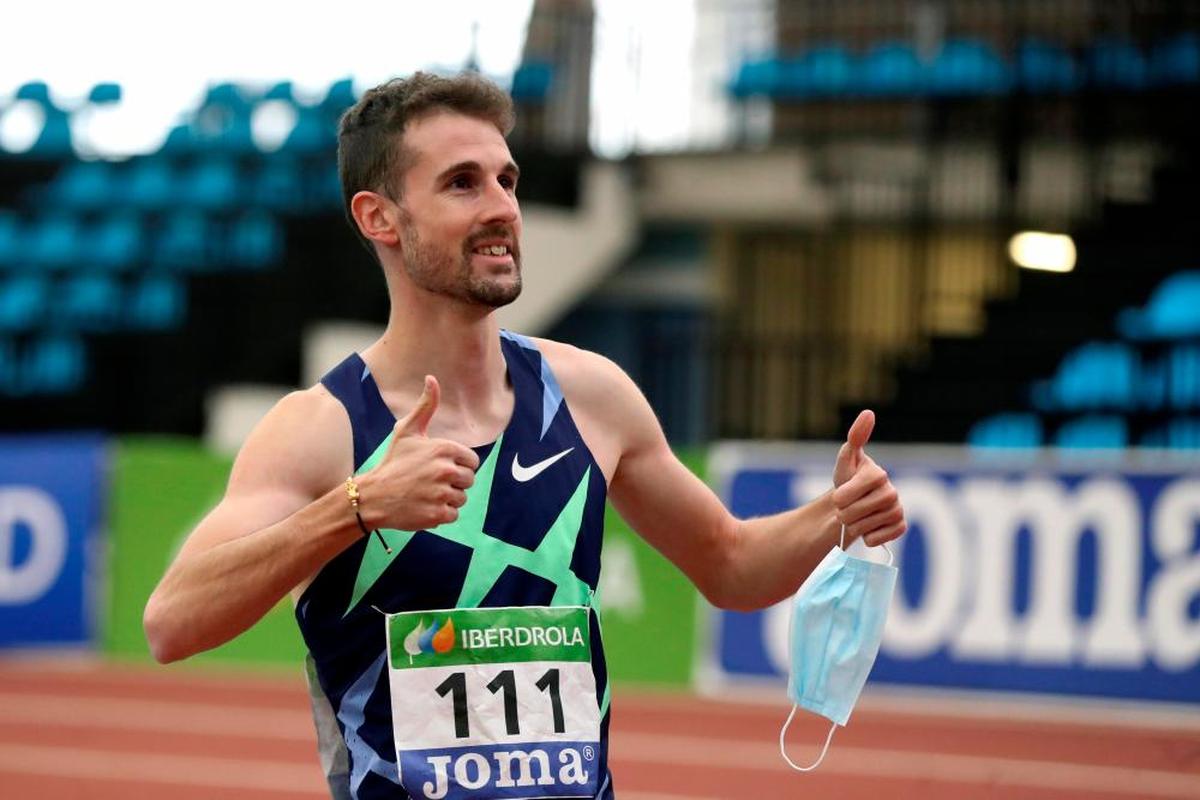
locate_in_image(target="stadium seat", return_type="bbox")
[1167,344,1200,410]
[281,105,335,155]
[1031,341,1138,410]
[967,412,1043,447]
[1149,33,1200,86]
[153,211,212,271]
[253,158,308,213]
[0,212,22,269]
[263,80,297,103]
[1118,271,1200,339]
[26,214,82,270]
[804,45,856,96]
[1054,414,1128,448]
[928,39,1011,96]
[123,157,175,211]
[180,158,242,211]
[1016,39,1080,93]
[87,83,122,104]
[127,275,186,330]
[59,274,122,332]
[91,213,144,272]
[0,275,47,332]
[858,42,924,96]
[321,78,357,118]
[49,160,117,212]
[511,62,554,102]
[227,212,284,269]
[1088,38,1148,90]
[730,57,783,99]
[20,334,86,394]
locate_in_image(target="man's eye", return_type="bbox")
[499,175,516,190]
[450,175,473,189]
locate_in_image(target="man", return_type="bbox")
[144,71,906,800]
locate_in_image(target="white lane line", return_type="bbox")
[0,744,327,794]
[0,693,315,739]
[614,732,1200,799]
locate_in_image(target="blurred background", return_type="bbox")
[3,0,1199,797]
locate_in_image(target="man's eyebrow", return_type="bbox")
[434,160,520,183]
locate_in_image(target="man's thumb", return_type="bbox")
[846,409,875,453]
[396,375,439,437]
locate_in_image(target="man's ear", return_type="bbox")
[350,190,401,248]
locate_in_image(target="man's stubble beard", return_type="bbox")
[400,223,522,309]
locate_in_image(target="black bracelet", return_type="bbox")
[346,477,392,554]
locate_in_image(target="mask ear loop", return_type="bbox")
[848,521,897,568]
[779,705,837,771]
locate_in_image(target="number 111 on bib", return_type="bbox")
[386,606,602,799]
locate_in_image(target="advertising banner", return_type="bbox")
[705,444,1200,705]
[0,434,106,648]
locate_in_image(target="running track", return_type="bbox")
[3,659,1198,799]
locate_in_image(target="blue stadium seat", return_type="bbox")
[180,158,242,211]
[87,83,122,105]
[27,215,82,270]
[264,80,297,103]
[0,212,23,269]
[49,160,116,212]
[1118,271,1200,339]
[308,164,344,212]
[1088,38,1148,90]
[1017,39,1080,93]
[153,211,212,271]
[511,62,554,102]
[1149,33,1200,86]
[20,334,86,395]
[91,213,144,272]
[1167,344,1200,410]
[1031,341,1139,410]
[321,78,357,117]
[254,158,308,213]
[804,45,856,96]
[227,212,284,269]
[15,82,54,106]
[159,123,199,157]
[730,57,784,99]
[127,275,186,330]
[858,42,923,96]
[967,412,1043,448]
[1054,415,1128,449]
[282,106,335,155]
[123,157,175,211]
[928,39,1011,96]
[0,275,47,332]
[59,274,122,332]
[1163,417,1200,449]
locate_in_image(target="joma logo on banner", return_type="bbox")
[785,473,1200,671]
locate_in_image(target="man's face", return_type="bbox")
[393,111,522,308]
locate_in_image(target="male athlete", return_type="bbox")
[144,72,906,800]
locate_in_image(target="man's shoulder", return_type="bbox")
[525,336,626,386]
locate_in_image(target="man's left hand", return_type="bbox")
[831,410,906,548]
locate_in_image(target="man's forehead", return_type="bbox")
[403,111,513,172]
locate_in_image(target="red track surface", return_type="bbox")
[4,659,1199,799]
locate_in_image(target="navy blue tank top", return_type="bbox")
[296,331,613,800]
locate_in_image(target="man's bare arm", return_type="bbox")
[144,376,480,663]
[560,351,904,611]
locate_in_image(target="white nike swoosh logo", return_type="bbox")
[511,448,574,482]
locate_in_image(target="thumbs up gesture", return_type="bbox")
[831,410,906,548]
[354,376,481,532]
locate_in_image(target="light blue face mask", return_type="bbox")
[780,525,897,771]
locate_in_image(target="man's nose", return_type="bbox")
[481,181,519,225]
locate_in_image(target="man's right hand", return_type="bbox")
[356,375,480,531]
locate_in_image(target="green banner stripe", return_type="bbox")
[389,607,591,670]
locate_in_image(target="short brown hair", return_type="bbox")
[337,71,516,252]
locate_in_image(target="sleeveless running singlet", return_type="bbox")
[296,331,613,800]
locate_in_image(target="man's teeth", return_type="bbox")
[477,245,508,256]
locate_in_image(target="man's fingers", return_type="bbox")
[863,520,907,547]
[837,481,899,525]
[395,375,440,437]
[832,456,887,508]
[846,409,875,452]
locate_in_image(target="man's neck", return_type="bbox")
[364,292,509,417]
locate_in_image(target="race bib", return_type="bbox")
[385,606,601,800]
